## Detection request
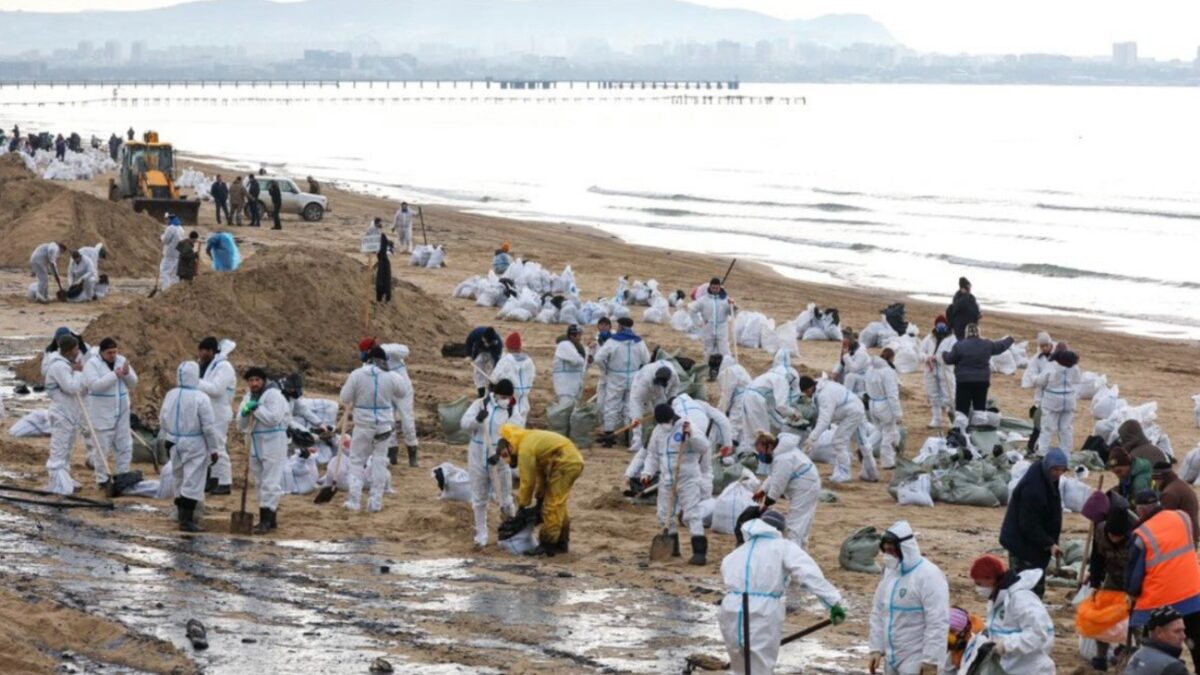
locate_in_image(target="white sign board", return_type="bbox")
[360,233,381,254]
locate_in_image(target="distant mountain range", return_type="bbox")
[0,0,895,54]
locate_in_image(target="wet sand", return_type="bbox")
[0,156,1197,673]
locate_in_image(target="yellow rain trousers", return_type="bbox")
[500,425,585,544]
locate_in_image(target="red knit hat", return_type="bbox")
[358,337,377,353]
[505,332,522,352]
[968,555,1007,583]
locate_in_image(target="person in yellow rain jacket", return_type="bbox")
[497,424,585,557]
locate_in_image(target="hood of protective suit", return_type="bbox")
[739,517,782,542]
[871,355,890,370]
[499,423,528,451]
[1007,568,1043,594]
[382,343,410,362]
[771,349,793,373]
[209,338,237,367]
[885,521,923,569]
[177,361,201,388]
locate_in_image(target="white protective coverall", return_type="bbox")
[160,362,221,502]
[760,433,821,550]
[339,362,407,512]
[1021,350,1055,408]
[642,414,711,538]
[811,379,876,483]
[393,206,413,253]
[491,351,537,420]
[472,352,496,392]
[626,360,683,455]
[83,353,138,483]
[459,394,521,546]
[44,352,86,494]
[1035,360,1080,454]
[552,339,589,404]
[66,254,97,303]
[920,334,957,427]
[961,569,1055,674]
[289,397,339,464]
[237,387,290,511]
[718,359,753,445]
[29,242,61,303]
[198,339,237,487]
[77,243,104,273]
[689,291,733,359]
[835,344,871,396]
[867,521,950,675]
[865,356,903,469]
[719,518,843,675]
[740,371,799,443]
[594,332,651,433]
[159,222,183,290]
[382,344,418,448]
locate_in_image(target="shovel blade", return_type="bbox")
[685,654,729,672]
[649,532,674,562]
[105,482,118,499]
[313,485,337,504]
[230,511,254,535]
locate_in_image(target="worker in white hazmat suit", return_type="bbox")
[338,346,408,512]
[393,202,413,253]
[627,361,683,450]
[1021,331,1056,410]
[689,277,734,380]
[491,332,536,420]
[802,375,877,483]
[718,357,752,417]
[920,318,957,428]
[196,337,236,494]
[753,432,821,550]
[466,327,503,398]
[368,339,418,467]
[719,512,846,675]
[160,361,221,532]
[288,396,339,463]
[867,521,950,675]
[29,241,66,304]
[641,405,712,565]
[963,555,1055,674]
[552,325,590,404]
[44,334,87,495]
[594,317,651,447]
[739,363,802,447]
[459,379,521,548]
[865,349,904,469]
[83,337,138,486]
[671,393,719,497]
[159,214,184,290]
[65,250,97,303]
[1034,343,1081,455]
[834,332,871,396]
[237,367,290,534]
[77,243,105,275]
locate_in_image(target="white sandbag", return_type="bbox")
[1077,372,1107,400]
[9,409,51,437]
[1009,341,1030,369]
[1007,459,1031,502]
[698,497,717,529]
[897,474,934,507]
[913,437,951,464]
[1059,475,1093,513]
[762,320,798,356]
[1180,446,1200,485]
[859,317,898,349]
[1091,385,1120,421]
[425,246,446,268]
[410,245,434,267]
[808,429,837,464]
[793,305,817,335]
[454,276,481,299]
[970,411,1001,428]
[1158,434,1175,461]
[433,462,472,502]
[990,348,1018,376]
[120,480,162,498]
[498,523,538,555]
[643,296,671,325]
[885,335,923,374]
[710,470,760,535]
[156,459,176,499]
[1193,394,1200,428]
[735,311,770,348]
[670,308,695,333]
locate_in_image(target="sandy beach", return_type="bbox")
[0,150,1197,674]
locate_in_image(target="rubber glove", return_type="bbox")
[867,652,882,675]
[240,400,259,417]
[475,407,489,423]
[829,603,846,625]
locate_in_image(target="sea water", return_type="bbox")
[4,82,1198,339]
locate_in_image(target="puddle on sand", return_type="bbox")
[0,505,856,673]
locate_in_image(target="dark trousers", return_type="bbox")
[1182,611,1200,674]
[271,200,282,229]
[249,200,261,227]
[955,381,989,417]
[1007,554,1048,598]
[214,199,231,224]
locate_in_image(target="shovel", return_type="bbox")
[684,618,833,672]
[230,414,256,535]
[649,426,688,562]
[75,393,117,499]
[314,406,351,504]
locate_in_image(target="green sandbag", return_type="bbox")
[713,454,760,495]
[569,400,600,450]
[818,489,839,504]
[933,465,1000,507]
[131,431,169,466]
[999,416,1035,436]
[969,428,1002,456]
[686,364,708,403]
[438,396,473,445]
[1070,451,1106,472]
[887,456,924,498]
[547,399,573,436]
[840,526,882,574]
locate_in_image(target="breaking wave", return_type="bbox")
[1036,203,1200,221]
[587,186,869,212]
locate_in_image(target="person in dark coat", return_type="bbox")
[999,447,1067,597]
[941,323,1014,417]
[1117,420,1169,467]
[1084,491,1134,669]
[246,175,262,227]
[268,180,283,230]
[1126,607,1190,675]
[374,233,393,304]
[176,232,200,282]
[210,175,230,225]
[1154,462,1200,544]
[945,277,981,340]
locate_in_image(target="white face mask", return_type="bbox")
[975,585,993,599]
[883,554,900,571]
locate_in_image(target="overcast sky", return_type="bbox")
[2,0,1197,60]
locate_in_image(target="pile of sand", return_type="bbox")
[18,246,467,419]
[0,153,163,277]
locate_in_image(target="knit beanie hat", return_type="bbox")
[505,332,522,352]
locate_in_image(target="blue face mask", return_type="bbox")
[359,351,369,363]
[757,452,773,465]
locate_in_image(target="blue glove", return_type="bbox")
[240,400,259,417]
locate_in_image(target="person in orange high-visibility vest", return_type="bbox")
[1127,489,1200,673]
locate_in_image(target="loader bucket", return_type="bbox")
[134,198,200,225]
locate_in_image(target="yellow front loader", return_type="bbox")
[108,131,200,225]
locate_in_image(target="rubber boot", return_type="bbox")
[623,477,642,498]
[407,445,419,468]
[178,498,202,533]
[204,476,218,494]
[254,508,272,535]
[476,387,486,399]
[387,446,399,466]
[688,536,708,566]
[600,433,616,449]
[669,533,681,558]
[558,519,570,554]
[269,508,278,531]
